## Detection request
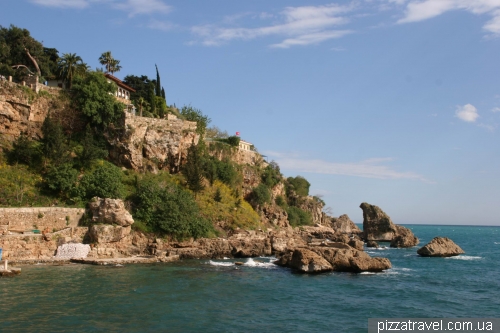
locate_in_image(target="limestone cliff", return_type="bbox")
[0,80,64,142]
[107,113,199,172]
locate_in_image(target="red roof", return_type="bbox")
[104,73,136,93]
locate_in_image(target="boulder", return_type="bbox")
[391,225,419,248]
[330,214,362,234]
[417,237,465,257]
[275,245,391,274]
[360,202,396,241]
[359,202,418,248]
[286,248,333,273]
[348,239,365,251]
[366,240,379,248]
[89,225,131,243]
[88,197,134,227]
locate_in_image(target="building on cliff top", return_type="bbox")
[104,74,136,106]
[239,139,253,151]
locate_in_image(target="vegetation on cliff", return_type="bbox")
[0,25,322,240]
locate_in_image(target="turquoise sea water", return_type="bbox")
[1,225,499,333]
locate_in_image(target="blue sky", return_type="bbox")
[2,0,500,225]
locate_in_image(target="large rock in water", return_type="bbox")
[88,197,134,227]
[330,214,362,234]
[359,202,418,248]
[275,245,391,273]
[417,237,465,257]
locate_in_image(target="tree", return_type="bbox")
[7,134,41,167]
[123,74,156,102]
[98,51,121,74]
[78,125,108,167]
[180,105,211,135]
[79,161,124,199]
[182,144,205,196]
[134,179,213,240]
[108,58,121,75]
[155,64,161,97]
[57,53,86,89]
[72,71,124,128]
[248,183,270,207]
[287,176,310,197]
[214,187,222,203]
[0,25,58,81]
[41,115,68,163]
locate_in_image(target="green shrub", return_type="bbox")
[286,176,310,197]
[248,183,270,207]
[79,161,124,199]
[134,179,213,239]
[44,163,78,199]
[286,206,313,227]
[275,195,287,208]
[7,134,42,167]
[261,161,281,188]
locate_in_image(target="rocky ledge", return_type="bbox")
[417,237,465,257]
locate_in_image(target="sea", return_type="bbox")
[1,225,499,333]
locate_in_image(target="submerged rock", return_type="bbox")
[417,237,465,257]
[359,202,418,248]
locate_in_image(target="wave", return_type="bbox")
[446,255,482,261]
[207,260,234,267]
[207,258,277,269]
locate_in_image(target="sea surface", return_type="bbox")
[1,225,499,333]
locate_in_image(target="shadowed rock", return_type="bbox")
[359,202,418,248]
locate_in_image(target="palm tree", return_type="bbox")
[99,51,113,73]
[109,59,122,75]
[57,53,84,89]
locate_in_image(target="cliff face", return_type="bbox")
[107,113,199,172]
[0,80,63,142]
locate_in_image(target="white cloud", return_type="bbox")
[478,123,496,131]
[492,107,500,112]
[31,0,89,8]
[397,0,500,34]
[114,0,172,17]
[270,30,352,48]
[264,152,431,182]
[191,3,355,47]
[147,19,176,31]
[455,104,480,122]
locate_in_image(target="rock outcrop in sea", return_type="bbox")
[329,214,362,234]
[360,202,419,248]
[417,237,465,257]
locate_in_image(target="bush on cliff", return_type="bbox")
[286,176,310,197]
[248,183,271,207]
[72,72,124,129]
[134,178,214,239]
[78,161,124,200]
[286,206,313,227]
[196,181,261,231]
[261,161,281,188]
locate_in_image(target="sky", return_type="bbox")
[2,0,500,225]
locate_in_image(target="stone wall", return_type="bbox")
[0,226,88,260]
[0,207,85,234]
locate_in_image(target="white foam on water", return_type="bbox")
[494,242,500,245]
[360,272,376,275]
[207,260,234,267]
[223,257,230,259]
[446,255,482,261]
[243,258,277,269]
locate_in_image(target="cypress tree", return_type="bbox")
[161,87,166,103]
[155,64,161,97]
